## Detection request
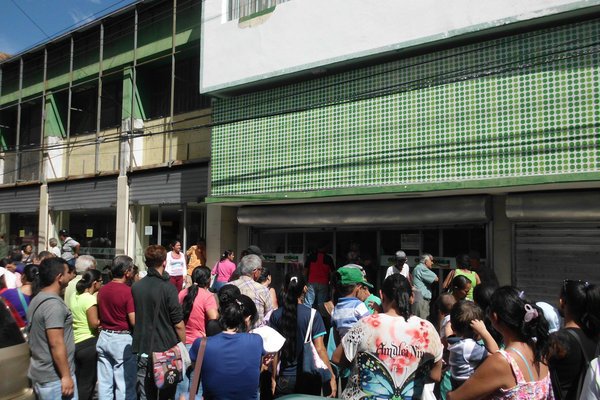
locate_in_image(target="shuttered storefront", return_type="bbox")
[0,186,40,213]
[507,190,600,303]
[129,165,209,205]
[48,178,118,210]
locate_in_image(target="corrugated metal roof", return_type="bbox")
[0,186,40,213]
[129,165,208,205]
[48,178,118,210]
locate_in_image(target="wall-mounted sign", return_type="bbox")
[86,229,94,238]
[19,229,25,238]
[401,234,421,250]
[144,226,153,236]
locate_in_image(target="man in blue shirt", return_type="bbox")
[412,253,439,320]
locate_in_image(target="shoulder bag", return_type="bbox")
[302,308,332,382]
[149,286,185,389]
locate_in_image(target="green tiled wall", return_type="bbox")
[210,19,600,200]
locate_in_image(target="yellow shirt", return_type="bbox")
[69,292,97,343]
[186,245,206,275]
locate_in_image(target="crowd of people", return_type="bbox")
[1,235,599,400]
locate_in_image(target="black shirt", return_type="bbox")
[132,267,183,354]
[548,327,597,400]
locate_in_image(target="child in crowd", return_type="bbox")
[448,300,499,390]
[331,266,372,343]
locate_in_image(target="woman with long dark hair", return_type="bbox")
[176,266,219,400]
[332,273,442,399]
[546,280,598,399]
[211,250,236,292]
[269,272,336,397]
[579,284,600,399]
[448,286,553,400]
[450,275,472,302]
[69,269,102,400]
[0,263,40,323]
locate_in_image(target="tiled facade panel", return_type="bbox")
[211,20,600,198]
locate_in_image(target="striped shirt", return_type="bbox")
[332,297,370,339]
[230,276,273,328]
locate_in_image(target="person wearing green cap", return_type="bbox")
[331,266,373,343]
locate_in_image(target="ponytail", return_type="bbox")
[220,250,233,262]
[23,264,41,298]
[182,266,211,322]
[381,274,412,319]
[581,284,600,339]
[490,286,549,363]
[76,269,102,294]
[280,272,306,364]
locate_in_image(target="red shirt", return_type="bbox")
[307,252,333,285]
[98,281,135,331]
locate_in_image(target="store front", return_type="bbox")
[507,190,600,303]
[129,165,208,267]
[0,185,40,250]
[48,178,118,269]
[240,195,491,290]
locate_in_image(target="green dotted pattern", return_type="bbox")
[211,19,600,198]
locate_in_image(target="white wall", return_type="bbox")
[201,0,600,93]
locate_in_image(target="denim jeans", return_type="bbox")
[304,283,330,307]
[33,375,79,400]
[96,331,137,400]
[174,343,202,400]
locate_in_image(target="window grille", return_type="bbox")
[227,0,290,21]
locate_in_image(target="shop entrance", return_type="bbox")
[132,204,206,268]
[252,225,488,291]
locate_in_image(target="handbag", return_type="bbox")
[149,287,185,389]
[209,262,220,290]
[302,308,332,383]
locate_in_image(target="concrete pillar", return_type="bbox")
[0,213,9,241]
[133,205,151,269]
[492,195,512,286]
[115,175,129,255]
[38,184,49,251]
[206,204,238,269]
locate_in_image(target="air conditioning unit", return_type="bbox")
[121,118,144,133]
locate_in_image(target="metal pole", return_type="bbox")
[15,57,23,182]
[168,0,177,166]
[40,48,48,181]
[128,7,139,174]
[65,37,74,177]
[95,24,104,175]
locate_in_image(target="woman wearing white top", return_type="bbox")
[166,240,187,291]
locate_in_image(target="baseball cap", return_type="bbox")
[58,229,69,236]
[395,250,407,261]
[338,266,373,288]
[246,245,265,261]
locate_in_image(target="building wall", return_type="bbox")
[201,0,600,93]
[209,18,600,202]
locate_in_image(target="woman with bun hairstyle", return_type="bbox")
[443,254,481,300]
[0,263,40,323]
[188,293,265,399]
[211,250,236,292]
[579,284,600,399]
[448,286,553,400]
[69,269,103,400]
[546,280,598,400]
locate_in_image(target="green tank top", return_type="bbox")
[454,269,477,300]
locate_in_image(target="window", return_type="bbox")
[70,84,98,135]
[174,56,211,115]
[100,79,122,129]
[228,0,290,21]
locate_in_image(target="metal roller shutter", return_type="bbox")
[514,223,600,303]
[238,195,491,227]
[129,165,209,205]
[0,186,40,213]
[48,178,118,211]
